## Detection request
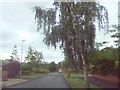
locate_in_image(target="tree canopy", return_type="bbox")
[49,61,57,72]
[35,1,108,70]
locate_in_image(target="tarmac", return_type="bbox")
[6,73,70,88]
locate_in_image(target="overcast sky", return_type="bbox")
[0,0,119,63]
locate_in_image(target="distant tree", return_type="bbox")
[41,61,49,71]
[25,46,34,62]
[25,46,43,72]
[25,46,33,72]
[58,62,62,69]
[33,51,43,72]
[62,57,72,71]
[1,59,12,65]
[49,62,57,72]
[10,45,20,61]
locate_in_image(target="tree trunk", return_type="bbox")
[83,60,90,88]
[80,39,90,88]
[67,3,90,88]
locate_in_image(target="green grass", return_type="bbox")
[17,73,46,79]
[63,73,99,88]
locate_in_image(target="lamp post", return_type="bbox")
[20,40,25,76]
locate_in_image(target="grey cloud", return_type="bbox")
[1,30,17,41]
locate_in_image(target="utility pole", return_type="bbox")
[20,40,25,76]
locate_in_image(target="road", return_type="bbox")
[6,72,70,88]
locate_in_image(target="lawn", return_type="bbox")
[63,73,99,88]
[17,73,47,79]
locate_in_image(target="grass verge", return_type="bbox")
[63,73,99,88]
[17,73,48,79]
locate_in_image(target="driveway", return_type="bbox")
[6,72,70,88]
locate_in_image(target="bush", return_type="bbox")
[90,47,118,76]
[22,63,31,73]
[95,59,116,75]
[2,61,20,77]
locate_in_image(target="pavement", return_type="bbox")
[80,76,119,88]
[89,76,119,88]
[0,81,2,90]
[4,72,70,88]
[2,78,28,87]
[89,74,119,83]
[88,74,119,88]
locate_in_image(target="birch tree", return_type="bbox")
[34,1,108,88]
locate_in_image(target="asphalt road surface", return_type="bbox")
[7,72,70,88]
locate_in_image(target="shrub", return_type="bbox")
[2,61,20,77]
[95,59,116,75]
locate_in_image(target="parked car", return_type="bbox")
[58,69,62,73]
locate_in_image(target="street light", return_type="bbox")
[20,40,26,76]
